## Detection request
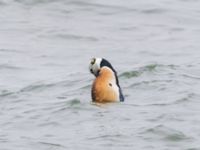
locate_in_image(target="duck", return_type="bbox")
[89,58,124,103]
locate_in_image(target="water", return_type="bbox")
[1,0,200,149]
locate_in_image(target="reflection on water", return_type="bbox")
[1,0,200,149]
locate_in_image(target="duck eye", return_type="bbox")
[91,58,96,65]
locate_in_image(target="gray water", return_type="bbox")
[1,0,200,149]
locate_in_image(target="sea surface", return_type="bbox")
[1,0,200,149]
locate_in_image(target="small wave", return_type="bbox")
[119,26,138,31]
[52,33,98,41]
[120,64,158,79]
[142,125,192,142]
[120,63,178,79]
[169,27,185,32]
[0,90,14,98]
[38,141,66,149]
[175,92,196,104]
[138,92,196,107]
[80,84,91,89]
[0,64,23,70]
[140,8,169,14]
[39,32,98,42]
[19,79,71,93]
[0,48,23,53]
[119,70,142,78]
[20,83,56,93]
[46,98,94,116]
[129,79,173,88]
[0,89,22,100]
[87,133,124,141]
[68,1,129,10]
[67,98,81,106]
[14,0,57,5]
[181,73,200,80]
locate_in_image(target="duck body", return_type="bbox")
[89,58,124,103]
[92,67,119,102]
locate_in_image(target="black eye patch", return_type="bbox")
[90,69,93,74]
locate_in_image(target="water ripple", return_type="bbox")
[142,125,192,142]
[140,8,169,14]
[120,63,178,79]
[37,141,66,149]
[0,64,23,70]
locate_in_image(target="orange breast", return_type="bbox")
[92,67,118,103]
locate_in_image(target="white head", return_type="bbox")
[89,58,102,77]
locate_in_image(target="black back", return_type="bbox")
[100,58,124,102]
